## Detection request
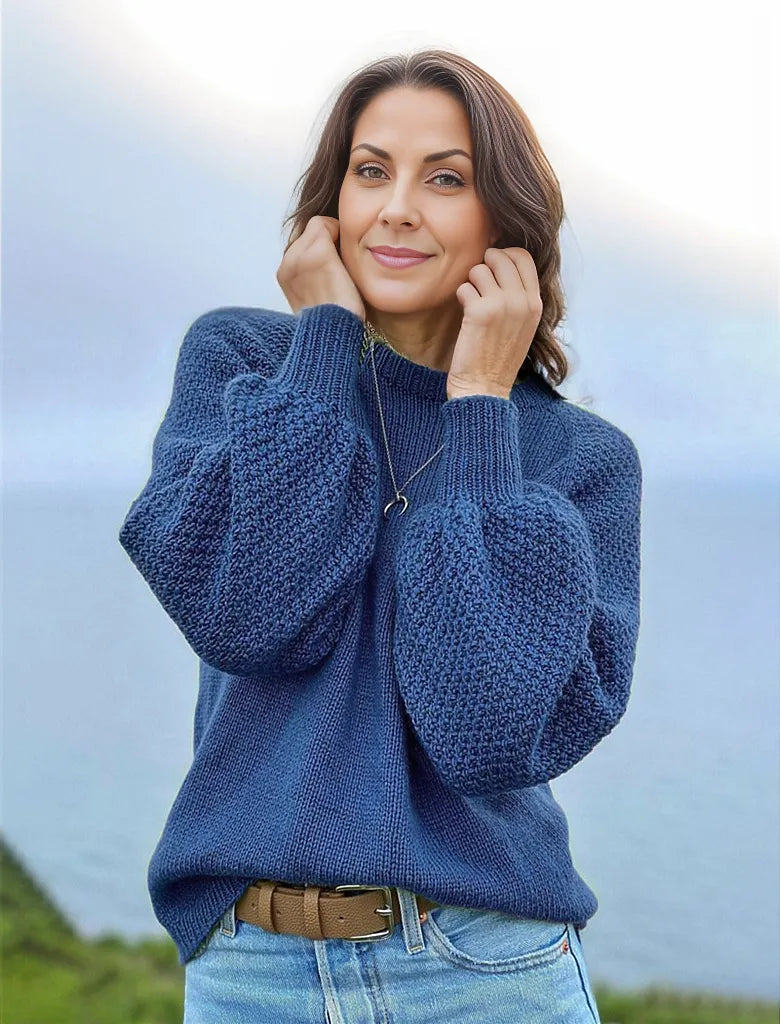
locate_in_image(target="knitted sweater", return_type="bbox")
[118,302,642,966]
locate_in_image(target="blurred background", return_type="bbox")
[3,0,779,1018]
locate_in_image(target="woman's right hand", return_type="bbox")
[276,216,366,321]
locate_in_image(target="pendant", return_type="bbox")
[383,493,409,519]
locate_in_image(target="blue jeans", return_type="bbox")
[183,889,601,1023]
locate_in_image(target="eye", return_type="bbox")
[354,163,386,181]
[431,171,466,189]
[352,163,465,190]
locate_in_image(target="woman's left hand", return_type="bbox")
[447,247,543,401]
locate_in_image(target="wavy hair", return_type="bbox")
[281,48,573,395]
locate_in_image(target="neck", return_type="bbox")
[364,299,462,373]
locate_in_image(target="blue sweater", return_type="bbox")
[118,302,642,966]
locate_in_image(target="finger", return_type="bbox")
[318,216,340,243]
[456,280,481,306]
[299,216,333,245]
[483,248,529,295]
[494,248,540,300]
[290,218,316,256]
[467,262,502,298]
[299,216,337,258]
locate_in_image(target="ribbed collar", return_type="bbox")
[358,336,448,401]
[357,336,551,408]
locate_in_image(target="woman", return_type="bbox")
[119,48,641,1023]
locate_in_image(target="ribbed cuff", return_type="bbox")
[274,303,365,411]
[436,395,524,503]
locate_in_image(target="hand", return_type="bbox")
[447,247,543,401]
[276,216,366,321]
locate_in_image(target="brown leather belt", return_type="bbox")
[235,880,439,942]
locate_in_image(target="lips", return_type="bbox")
[370,246,430,257]
[369,248,432,269]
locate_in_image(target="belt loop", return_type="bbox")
[395,889,426,954]
[303,885,326,940]
[219,900,236,937]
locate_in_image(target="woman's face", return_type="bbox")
[338,86,497,317]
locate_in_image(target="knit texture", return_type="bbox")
[118,302,642,966]
[360,322,403,365]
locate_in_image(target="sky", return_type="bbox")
[3,0,778,486]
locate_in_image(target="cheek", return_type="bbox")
[440,213,491,267]
[337,188,357,232]
[339,186,373,230]
[445,248,484,283]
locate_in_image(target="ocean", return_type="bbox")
[3,476,778,1000]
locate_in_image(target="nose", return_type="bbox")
[377,178,422,230]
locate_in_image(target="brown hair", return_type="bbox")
[281,48,573,396]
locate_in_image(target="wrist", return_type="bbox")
[446,383,513,402]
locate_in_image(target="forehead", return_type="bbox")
[351,87,472,150]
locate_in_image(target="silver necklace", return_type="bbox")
[363,319,444,520]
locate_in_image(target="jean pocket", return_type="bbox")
[423,904,570,973]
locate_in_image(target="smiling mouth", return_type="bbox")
[369,250,433,269]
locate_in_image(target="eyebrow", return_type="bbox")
[350,143,472,163]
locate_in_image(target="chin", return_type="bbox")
[365,295,427,316]
[364,278,436,306]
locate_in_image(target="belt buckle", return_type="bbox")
[334,884,395,941]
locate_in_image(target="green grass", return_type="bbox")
[594,985,779,1024]
[1,834,182,1023]
[1,833,777,1023]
